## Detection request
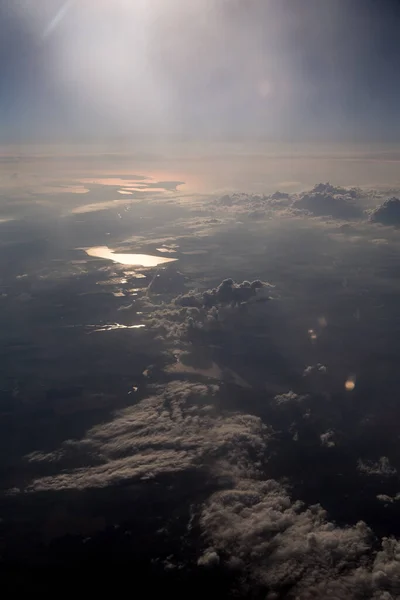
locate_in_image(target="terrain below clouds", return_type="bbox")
[2,165,400,597]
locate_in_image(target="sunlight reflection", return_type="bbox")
[85,246,177,266]
[88,323,145,333]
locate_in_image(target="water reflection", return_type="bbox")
[88,323,146,333]
[85,246,177,266]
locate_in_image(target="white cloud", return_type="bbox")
[24,381,268,493]
[20,375,400,597]
[358,457,397,477]
[274,390,305,405]
[320,430,336,447]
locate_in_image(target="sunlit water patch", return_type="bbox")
[85,246,177,266]
[87,323,146,333]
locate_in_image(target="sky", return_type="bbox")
[1,0,400,143]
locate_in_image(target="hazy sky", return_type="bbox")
[1,0,400,143]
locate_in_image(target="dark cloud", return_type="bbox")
[311,182,361,198]
[370,197,400,226]
[216,183,365,221]
[293,184,363,219]
[176,278,272,310]
[271,190,291,201]
[145,305,197,341]
[144,278,274,343]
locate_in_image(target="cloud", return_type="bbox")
[199,478,377,596]
[26,372,387,594]
[196,422,400,598]
[369,197,400,226]
[358,457,397,477]
[273,390,305,405]
[13,311,400,599]
[303,363,327,376]
[312,183,361,198]
[143,277,274,343]
[216,183,365,222]
[197,550,220,567]
[23,371,400,599]
[293,183,363,219]
[217,192,291,215]
[23,381,268,493]
[176,278,273,310]
[144,305,197,341]
[377,493,400,505]
[320,429,336,447]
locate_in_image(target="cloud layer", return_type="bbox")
[24,381,266,493]
[370,197,400,227]
[217,182,366,221]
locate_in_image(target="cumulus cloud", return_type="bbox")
[144,305,200,341]
[197,424,400,598]
[320,429,336,448]
[303,363,327,376]
[293,185,362,220]
[312,182,361,198]
[24,381,269,493]
[202,278,269,308]
[369,197,400,227]
[358,457,397,477]
[176,278,273,310]
[197,549,220,567]
[216,183,367,222]
[199,478,378,596]
[216,191,293,218]
[273,390,306,405]
[143,277,274,342]
[23,374,400,600]
[17,365,400,598]
[377,493,400,505]
[218,192,291,212]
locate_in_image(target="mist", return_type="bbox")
[3,0,400,143]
